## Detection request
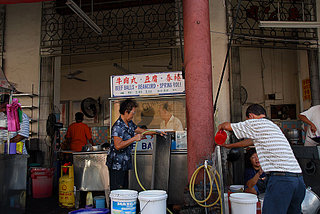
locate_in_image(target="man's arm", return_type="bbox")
[10,134,26,143]
[12,113,29,143]
[298,114,317,134]
[218,122,232,131]
[221,139,254,149]
[88,138,95,146]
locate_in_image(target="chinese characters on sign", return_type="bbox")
[111,71,185,97]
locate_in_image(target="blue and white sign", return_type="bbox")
[132,135,154,151]
[111,71,185,97]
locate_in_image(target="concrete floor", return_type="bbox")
[26,193,74,214]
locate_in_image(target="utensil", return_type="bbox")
[92,145,102,151]
[301,187,320,214]
[310,136,320,143]
[285,129,300,144]
[82,144,93,152]
[215,130,227,145]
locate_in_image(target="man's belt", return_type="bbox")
[266,171,302,177]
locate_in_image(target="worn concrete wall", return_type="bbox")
[209,0,230,127]
[297,50,311,111]
[5,3,42,136]
[60,52,173,125]
[239,48,301,118]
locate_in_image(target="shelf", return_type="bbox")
[13,93,38,98]
[21,106,38,110]
[29,131,37,136]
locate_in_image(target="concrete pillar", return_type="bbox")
[308,49,320,106]
[183,0,214,180]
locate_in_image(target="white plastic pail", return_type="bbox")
[110,189,138,214]
[229,193,258,214]
[230,185,244,193]
[138,190,168,214]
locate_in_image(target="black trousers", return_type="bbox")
[108,168,129,191]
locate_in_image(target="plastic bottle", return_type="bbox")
[16,141,23,154]
[86,192,93,207]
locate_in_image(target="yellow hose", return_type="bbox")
[134,130,173,214]
[189,163,223,210]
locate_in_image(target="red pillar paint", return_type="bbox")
[183,0,214,181]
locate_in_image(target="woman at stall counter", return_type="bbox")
[106,99,165,190]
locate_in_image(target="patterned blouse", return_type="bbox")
[107,116,137,171]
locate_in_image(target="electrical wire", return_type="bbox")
[134,130,173,214]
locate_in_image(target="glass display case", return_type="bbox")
[109,95,187,150]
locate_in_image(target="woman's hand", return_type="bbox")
[134,134,143,141]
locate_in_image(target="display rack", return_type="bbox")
[13,85,38,137]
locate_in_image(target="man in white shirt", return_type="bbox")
[0,94,29,154]
[159,102,183,131]
[218,104,305,214]
[298,105,320,146]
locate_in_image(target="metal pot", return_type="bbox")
[285,129,300,144]
[92,145,102,151]
[302,187,320,214]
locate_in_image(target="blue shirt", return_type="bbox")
[106,116,137,171]
[244,167,266,195]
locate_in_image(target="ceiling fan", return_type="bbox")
[143,49,173,70]
[113,63,131,74]
[64,53,87,82]
[64,70,87,82]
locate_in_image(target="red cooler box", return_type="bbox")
[31,168,55,198]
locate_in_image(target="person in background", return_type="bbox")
[0,94,29,154]
[65,112,94,152]
[298,105,320,146]
[107,99,164,190]
[244,148,266,195]
[159,102,183,131]
[218,104,305,214]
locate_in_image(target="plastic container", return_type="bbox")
[68,208,110,214]
[4,142,16,154]
[94,196,106,209]
[110,189,138,214]
[229,185,244,193]
[224,193,229,214]
[138,190,168,214]
[31,168,54,198]
[215,130,227,145]
[229,193,258,214]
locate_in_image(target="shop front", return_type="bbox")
[109,71,188,204]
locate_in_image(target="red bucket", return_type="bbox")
[31,168,54,198]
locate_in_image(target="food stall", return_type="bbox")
[0,74,28,214]
[109,71,188,204]
[59,149,109,207]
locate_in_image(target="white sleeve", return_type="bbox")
[18,113,30,138]
[230,120,256,139]
[300,106,315,120]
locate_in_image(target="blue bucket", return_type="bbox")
[94,196,106,209]
[68,208,109,214]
